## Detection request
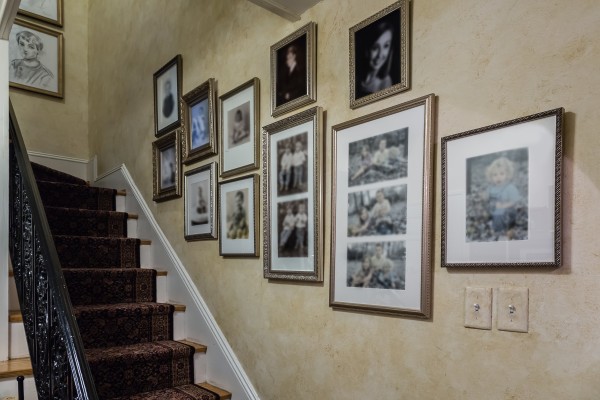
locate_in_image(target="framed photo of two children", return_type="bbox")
[441,108,563,268]
[330,95,435,318]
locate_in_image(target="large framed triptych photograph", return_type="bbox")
[263,107,323,282]
[330,95,435,318]
[8,18,63,98]
[442,108,563,268]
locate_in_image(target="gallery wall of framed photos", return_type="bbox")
[82,0,598,398]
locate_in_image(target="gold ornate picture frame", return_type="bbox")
[349,1,410,109]
[152,130,182,202]
[18,0,63,27]
[154,55,182,137]
[270,22,317,118]
[330,94,435,318]
[263,106,323,282]
[185,162,218,241]
[181,78,217,165]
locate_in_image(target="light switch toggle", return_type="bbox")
[474,303,480,312]
[508,305,516,316]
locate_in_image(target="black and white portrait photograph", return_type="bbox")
[348,127,408,187]
[277,199,309,258]
[276,34,306,107]
[348,185,407,237]
[190,98,209,150]
[19,0,62,26]
[227,101,251,149]
[350,1,409,108]
[219,174,259,256]
[276,131,308,197]
[226,188,249,240]
[9,19,62,98]
[152,130,181,202]
[270,22,316,117]
[465,148,529,243]
[154,55,182,136]
[346,241,406,290]
[184,163,217,240]
[160,145,176,190]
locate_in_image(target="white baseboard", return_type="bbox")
[27,151,96,182]
[95,164,260,400]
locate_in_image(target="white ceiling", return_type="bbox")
[247,0,323,21]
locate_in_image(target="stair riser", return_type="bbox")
[64,270,156,306]
[46,210,128,238]
[54,237,140,268]
[37,182,116,211]
[8,322,27,359]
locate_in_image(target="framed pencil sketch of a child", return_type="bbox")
[270,22,316,118]
[218,174,259,257]
[185,162,217,241]
[442,108,564,268]
[181,78,217,165]
[219,78,260,177]
[349,1,409,109]
[263,106,323,282]
[152,130,181,202]
[330,95,435,318]
[8,18,63,98]
[154,55,182,137]
[18,0,63,27]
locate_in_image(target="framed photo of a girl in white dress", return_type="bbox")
[8,18,63,98]
[185,162,217,240]
[349,1,409,109]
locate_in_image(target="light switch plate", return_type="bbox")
[464,287,492,330]
[497,287,529,333]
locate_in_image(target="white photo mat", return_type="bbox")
[442,110,563,267]
[185,163,217,240]
[219,175,258,256]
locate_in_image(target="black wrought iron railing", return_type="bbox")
[8,101,99,400]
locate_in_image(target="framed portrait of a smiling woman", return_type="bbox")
[350,1,409,109]
[8,18,63,98]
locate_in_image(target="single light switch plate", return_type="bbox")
[464,287,492,330]
[497,287,529,333]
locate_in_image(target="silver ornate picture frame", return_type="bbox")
[349,1,410,109]
[184,162,218,241]
[442,108,564,268]
[270,22,317,118]
[154,55,182,137]
[330,94,435,318]
[152,130,181,202]
[181,78,217,165]
[263,106,323,282]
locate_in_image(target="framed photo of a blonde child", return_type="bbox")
[441,108,564,268]
[18,0,63,27]
[181,78,217,165]
[219,78,260,177]
[8,18,63,98]
[263,106,323,282]
[349,1,409,109]
[185,162,217,241]
[219,174,259,257]
[330,95,435,318]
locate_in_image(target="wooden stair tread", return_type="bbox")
[0,357,32,379]
[128,213,139,219]
[178,339,207,354]
[8,269,13,277]
[140,239,151,245]
[116,189,127,196]
[170,303,186,312]
[197,382,232,399]
[9,310,22,323]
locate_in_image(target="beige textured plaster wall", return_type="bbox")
[88,0,600,398]
[10,0,89,159]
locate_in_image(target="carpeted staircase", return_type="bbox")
[30,162,228,400]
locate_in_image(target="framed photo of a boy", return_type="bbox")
[350,1,409,109]
[263,106,323,282]
[442,108,564,268]
[218,174,259,257]
[152,130,181,202]
[181,78,217,165]
[330,94,435,318]
[219,78,260,177]
[154,55,182,137]
[8,18,63,98]
[18,0,63,27]
[185,162,217,241]
[270,22,316,118]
